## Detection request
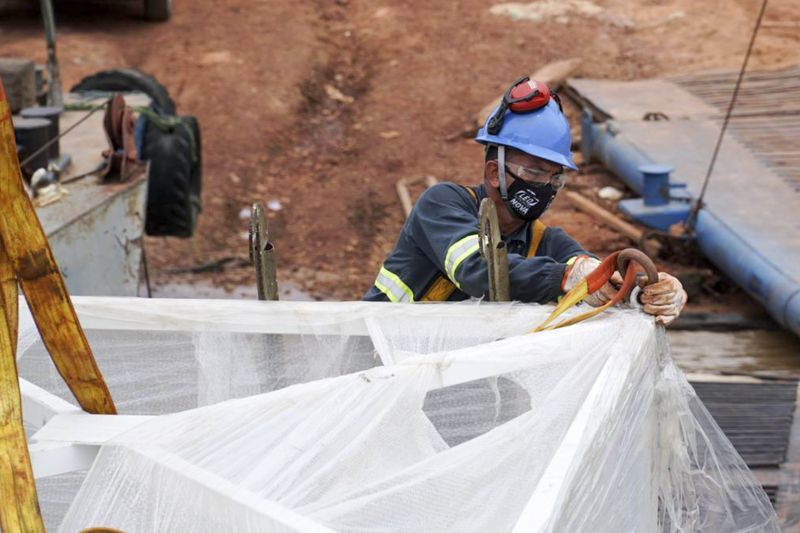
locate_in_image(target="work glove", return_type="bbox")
[639,272,687,326]
[562,255,622,308]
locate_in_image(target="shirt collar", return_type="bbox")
[505,222,529,244]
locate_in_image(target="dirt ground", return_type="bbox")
[1,0,799,311]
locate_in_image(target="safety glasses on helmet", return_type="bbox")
[504,162,565,190]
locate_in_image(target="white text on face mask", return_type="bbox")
[511,190,539,215]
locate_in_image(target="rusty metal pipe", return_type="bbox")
[249,203,279,301]
[39,0,63,107]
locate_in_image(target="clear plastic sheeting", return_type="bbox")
[16,297,778,532]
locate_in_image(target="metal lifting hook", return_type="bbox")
[617,248,659,310]
[478,198,511,302]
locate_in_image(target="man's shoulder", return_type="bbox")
[417,182,479,210]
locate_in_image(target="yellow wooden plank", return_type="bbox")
[0,83,115,415]
[0,235,16,350]
[0,240,44,532]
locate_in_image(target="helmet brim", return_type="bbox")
[476,130,579,170]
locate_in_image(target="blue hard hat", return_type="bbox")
[475,99,577,170]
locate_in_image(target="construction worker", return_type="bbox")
[364,77,687,325]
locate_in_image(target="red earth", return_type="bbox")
[1,0,799,313]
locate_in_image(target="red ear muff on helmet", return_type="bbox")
[508,78,551,112]
[486,77,561,135]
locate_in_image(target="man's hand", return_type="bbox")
[562,256,621,308]
[639,272,687,326]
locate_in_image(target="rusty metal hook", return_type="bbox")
[616,248,659,286]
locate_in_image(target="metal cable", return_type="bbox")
[60,161,106,185]
[689,0,769,226]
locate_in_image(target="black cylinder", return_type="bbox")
[13,116,51,178]
[21,106,63,159]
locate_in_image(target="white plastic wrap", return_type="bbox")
[16,298,778,532]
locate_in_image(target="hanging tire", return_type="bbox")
[71,68,176,115]
[143,0,172,21]
[141,116,202,238]
[182,115,203,201]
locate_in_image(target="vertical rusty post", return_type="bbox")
[40,0,63,107]
[249,203,279,301]
[478,198,510,302]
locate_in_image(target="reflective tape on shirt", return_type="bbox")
[444,234,480,288]
[374,266,415,303]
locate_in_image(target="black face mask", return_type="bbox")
[503,176,557,221]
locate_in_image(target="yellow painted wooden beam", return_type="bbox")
[0,228,16,351]
[0,238,44,532]
[0,82,116,416]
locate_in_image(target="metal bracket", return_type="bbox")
[478,198,510,302]
[248,203,279,301]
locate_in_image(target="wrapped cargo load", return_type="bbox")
[18,298,777,532]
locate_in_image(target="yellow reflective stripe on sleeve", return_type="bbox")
[444,234,480,288]
[374,266,415,303]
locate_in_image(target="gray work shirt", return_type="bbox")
[364,182,590,303]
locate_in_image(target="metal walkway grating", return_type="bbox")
[673,65,800,192]
[691,381,798,468]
